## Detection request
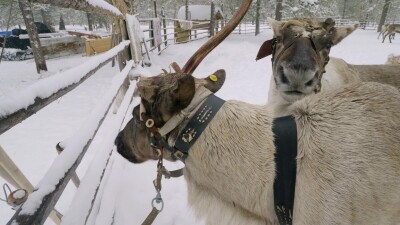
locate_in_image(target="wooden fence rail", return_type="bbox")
[7,59,134,225]
[0,41,130,135]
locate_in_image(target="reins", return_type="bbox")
[136,86,223,224]
[139,112,184,225]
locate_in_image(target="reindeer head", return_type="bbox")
[266,17,359,103]
[115,70,226,163]
[115,0,252,163]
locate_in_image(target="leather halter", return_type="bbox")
[136,87,224,162]
[271,30,330,80]
[256,24,333,93]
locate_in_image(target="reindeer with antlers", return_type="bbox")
[115,1,400,224]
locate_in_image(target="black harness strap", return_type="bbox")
[174,94,225,161]
[272,115,297,225]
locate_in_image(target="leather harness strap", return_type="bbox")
[272,115,298,225]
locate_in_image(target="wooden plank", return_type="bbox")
[85,37,112,56]
[67,31,102,39]
[7,61,134,225]
[126,14,143,64]
[41,36,85,59]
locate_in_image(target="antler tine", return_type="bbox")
[182,0,253,75]
[171,62,182,73]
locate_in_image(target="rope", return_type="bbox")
[0,183,12,202]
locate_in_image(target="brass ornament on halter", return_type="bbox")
[146,119,155,128]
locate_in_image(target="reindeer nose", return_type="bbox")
[115,132,124,152]
[279,64,319,93]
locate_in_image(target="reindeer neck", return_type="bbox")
[184,100,277,222]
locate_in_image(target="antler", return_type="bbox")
[182,0,253,75]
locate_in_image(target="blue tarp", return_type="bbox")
[0,31,12,36]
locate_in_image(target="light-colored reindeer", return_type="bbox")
[382,24,400,43]
[116,71,400,225]
[265,17,400,116]
[115,2,400,224]
[377,24,395,40]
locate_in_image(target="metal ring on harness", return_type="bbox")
[146,119,155,128]
[151,196,164,212]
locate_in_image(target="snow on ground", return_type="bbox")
[0,28,398,225]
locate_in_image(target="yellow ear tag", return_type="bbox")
[209,74,218,82]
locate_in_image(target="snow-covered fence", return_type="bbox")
[5,41,136,224]
[0,41,130,135]
[139,18,213,53]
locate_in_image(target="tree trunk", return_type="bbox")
[153,0,157,17]
[255,0,260,35]
[275,0,283,21]
[210,2,215,37]
[59,14,66,30]
[87,12,93,31]
[185,0,189,20]
[0,0,14,63]
[40,8,55,32]
[18,0,47,73]
[341,0,347,19]
[378,0,391,32]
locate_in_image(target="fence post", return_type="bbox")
[0,145,62,225]
[162,18,167,47]
[150,20,155,48]
[210,2,215,37]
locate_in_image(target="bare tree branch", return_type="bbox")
[30,0,123,18]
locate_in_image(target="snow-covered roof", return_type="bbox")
[177,5,223,21]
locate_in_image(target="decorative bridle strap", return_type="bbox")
[173,94,225,160]
[158,86,213,137]
[257,21,332,76]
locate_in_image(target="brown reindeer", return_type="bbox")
[382,24,400,43]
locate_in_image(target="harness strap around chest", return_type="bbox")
[272,115,297,225]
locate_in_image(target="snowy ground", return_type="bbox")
[0,28,398,225]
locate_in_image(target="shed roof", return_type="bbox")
[177,5,223,21]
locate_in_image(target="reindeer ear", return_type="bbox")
[195,69,226,93]
[137,85,159,103]
[322,18,335,31]
[172,75,196,110]
[331,23,359,45]
[267,17,284,36]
